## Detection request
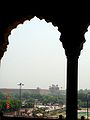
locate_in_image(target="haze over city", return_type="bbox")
[0,16,90,90]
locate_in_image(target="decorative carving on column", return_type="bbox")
[60,26,87,59]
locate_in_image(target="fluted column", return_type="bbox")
[59,25,86,120]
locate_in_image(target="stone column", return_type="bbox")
[59,25,86,120]
[66,53,79,120]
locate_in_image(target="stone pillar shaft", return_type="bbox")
[66,56,78,120]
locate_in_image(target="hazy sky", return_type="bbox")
[0,16,90,90]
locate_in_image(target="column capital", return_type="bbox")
[59,25,87,59]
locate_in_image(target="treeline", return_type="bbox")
[0,89,90,113]
[78,89,90,108]
[0,91,66,112]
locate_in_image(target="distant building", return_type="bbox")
[49,84,60,95]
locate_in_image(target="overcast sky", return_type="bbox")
[0,16,90,90]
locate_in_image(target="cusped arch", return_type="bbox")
[0,15,60,60]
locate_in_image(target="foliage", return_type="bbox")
[78,89,90,108]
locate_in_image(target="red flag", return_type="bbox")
[6,101,10,109]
